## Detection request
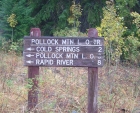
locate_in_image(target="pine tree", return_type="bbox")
[0,0,34,41]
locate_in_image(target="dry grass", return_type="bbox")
[0,51,140,113]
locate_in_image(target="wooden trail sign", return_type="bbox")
[24,28,104,113]
[23,37,104,67]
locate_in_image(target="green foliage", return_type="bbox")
[9,39,23,54]
[0,0,14,39]
[0,0,34,40]
[0,36,23,55]
[67,0,82,28]
[115,0,138,30]
[0,0,139,47]
[131,12,140,37]
[83,1,106,27]
[7,13,18,42]
[26,78,34,90]
[58,9,69,29]
[123,34,140,63]
[97,1,140,64]
[35,0,106,34]
[54,1,86,37]
[0,36,10,52]
[114,0,140,62]
[54,27,86,37]
[115,0,138,17]
[7,13,18,28]
[29,0,71,35]
[122,12,140,63]
[97,1,126,63]
[33,0,56,25]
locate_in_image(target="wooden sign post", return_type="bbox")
[88,28,99,113]
[27,28,41,111]
[23,28,104,112]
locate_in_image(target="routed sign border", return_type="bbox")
[23,37,104,67]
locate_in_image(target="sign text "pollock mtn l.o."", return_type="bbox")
[23,36,104,67]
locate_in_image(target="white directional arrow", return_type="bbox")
[26,47,34,51]
[26,54,34,57]
[26,60,34,64]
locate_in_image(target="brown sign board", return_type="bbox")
[23,36,104,67]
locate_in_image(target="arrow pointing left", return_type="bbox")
[26,47,34,51]
[26,60,34,64]
[26,54,34,57]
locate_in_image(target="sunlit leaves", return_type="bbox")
[97,1,126,63]
[54,1,86,37]
[131,12,140,37]
[67,0,82,28]
[7,14,18,28]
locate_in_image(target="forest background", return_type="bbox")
[0,0,140,112]
[0,0,140,63]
